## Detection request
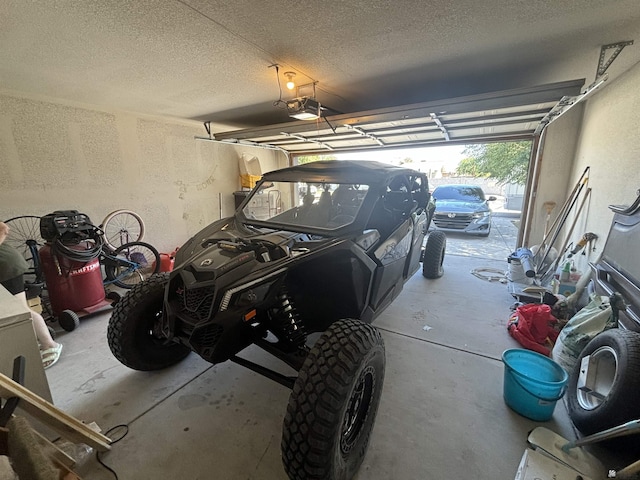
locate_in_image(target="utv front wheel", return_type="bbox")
[108,273,190,370]
[282,319,385,480]
[422,230,446,279]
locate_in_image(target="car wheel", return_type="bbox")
[107,272,191,371]
[282,319,385,480]
[422,231,446,279]
[567,329,640,442]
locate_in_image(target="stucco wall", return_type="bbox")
[531,60,640,275]
[568,61,640,270]
[0,94,289,253]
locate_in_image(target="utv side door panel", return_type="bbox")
[370,219,413,311]
[404,210,427,278]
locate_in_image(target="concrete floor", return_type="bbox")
[43,214,582,479]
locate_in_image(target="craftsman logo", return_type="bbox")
[447,213,456,218]
[201,258,213,266]
[69,262,100,276]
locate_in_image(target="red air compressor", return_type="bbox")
[39,211,111,331]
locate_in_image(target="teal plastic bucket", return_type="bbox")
[502,349,569,421]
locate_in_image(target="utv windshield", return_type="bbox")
[241,181,369,230]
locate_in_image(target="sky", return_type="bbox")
[335,145,468,174]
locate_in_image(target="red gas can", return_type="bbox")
[157,247,179,272]
[39,243,105,317]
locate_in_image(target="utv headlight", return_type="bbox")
[235,282,272,307]
[219,268,286,311]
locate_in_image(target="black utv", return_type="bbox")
[107,160,446,480]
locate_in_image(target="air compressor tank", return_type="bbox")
[39,242,105,317]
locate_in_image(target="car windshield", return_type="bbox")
[433,186,485,202]
[241,180,369,230]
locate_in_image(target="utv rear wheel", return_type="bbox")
[107,273,190,370]
[422,231,446,279]
[282,319,385,480]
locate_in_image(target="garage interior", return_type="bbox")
[1,1,640,479]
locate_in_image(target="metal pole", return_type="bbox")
[535,166,590,270]
[541,187,591,283]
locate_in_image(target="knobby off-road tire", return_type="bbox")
[568,329,640,438]
[422,230,446,279]
[107,273,190,370]
[282,319,385,480]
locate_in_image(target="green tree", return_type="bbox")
[295,154,336,165]
[456,141,532,185]
[456,157,482,177]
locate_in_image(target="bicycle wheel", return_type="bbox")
[101,210,145,250]
[104,241,160,289]
[3,215,45,283]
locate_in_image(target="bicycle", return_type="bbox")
[3,215,46,283]
[99,240,161,289]
[3,209,147,286]
[39,213,160,290]
[99,209,145,250]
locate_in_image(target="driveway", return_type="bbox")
[439,212,520,261]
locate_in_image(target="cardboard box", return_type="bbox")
[514,448,594,480]
[239,154,262,176]
[240,174,261,189]
[239,154,262,190]
[27,296,42,314]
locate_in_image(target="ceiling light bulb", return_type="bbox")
[284,72,296,90]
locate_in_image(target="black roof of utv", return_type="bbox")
[261,160,424,185]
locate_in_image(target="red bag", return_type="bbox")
[507,304,559,356]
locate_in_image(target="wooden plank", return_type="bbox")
[0,372,111,451]
[32,428,76,469]
[54,457,83,480]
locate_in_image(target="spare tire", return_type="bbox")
[567,328,640,436]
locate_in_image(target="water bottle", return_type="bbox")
[560,261,571,282]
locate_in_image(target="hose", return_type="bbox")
[52,232,104,262]
[471,267,508,283]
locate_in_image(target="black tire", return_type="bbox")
[107,273,190,370]
[105,241,160,289]
[58,310,80,332]
[105,290,122,305]
[282,319,385,480]
[422,231,446,279]
[567,329,640,436]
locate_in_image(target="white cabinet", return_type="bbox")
[0,286,53,403]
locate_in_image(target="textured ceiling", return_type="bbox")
[1,0,639,133]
